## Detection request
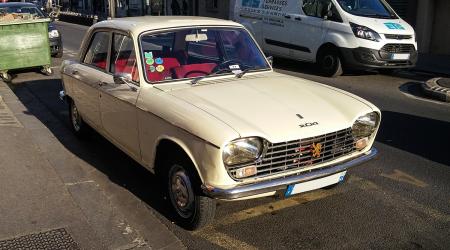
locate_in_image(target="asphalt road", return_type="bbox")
[7,21,450,249]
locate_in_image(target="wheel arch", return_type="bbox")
[316,42,340,62]
[153,136,204,184]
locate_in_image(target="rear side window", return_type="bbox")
[84,32,110,70]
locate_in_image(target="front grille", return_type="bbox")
[384,34,412,40]
[228,128,356,179]
[381,44,415,53]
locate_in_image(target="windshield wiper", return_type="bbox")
[190,68,232,85]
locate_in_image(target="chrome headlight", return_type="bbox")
[222,137,264,166]
[48,30,59,38]
[350,22,381,42]
[352,112,380,139]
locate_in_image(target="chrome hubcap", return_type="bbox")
[71,104,81,131]
[169,168,194,218]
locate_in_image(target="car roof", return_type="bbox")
[92,16,243,36]
[0,2,37,7]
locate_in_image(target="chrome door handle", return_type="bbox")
[71,70,79,75]
[284,15,291,19]
[294,17,302,21]
[97,81,108,86]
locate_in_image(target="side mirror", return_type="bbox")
[267,56,273,66]
[113,73,133,85]
[324,10,333,20]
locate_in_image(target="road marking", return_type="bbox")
[352,176,449,223]
[217,188,341,226]
[64,180,95,186]
[381,169,428,188]
[193,228,257,250]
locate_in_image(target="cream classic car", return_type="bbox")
[60,16,380,230]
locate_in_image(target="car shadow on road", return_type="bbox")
[376,110,450,166]
[11,79,180,225]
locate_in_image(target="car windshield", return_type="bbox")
[140,27,270,83]
[0,5,45,17]
[337,0,397,19]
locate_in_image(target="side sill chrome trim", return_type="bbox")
[202,147,378,200]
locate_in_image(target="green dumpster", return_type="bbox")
[0,19,52,82]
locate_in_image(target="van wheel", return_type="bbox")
[69,99,89,137]
[317,47,343,77]
[166,160,216,230]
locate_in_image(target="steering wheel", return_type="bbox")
[183,70,210,78]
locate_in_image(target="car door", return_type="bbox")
[98,32,141,160]
[288,0,330,62]
[71,30,111,129]
[260,3,292,57]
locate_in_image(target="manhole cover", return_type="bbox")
[436,78,450,88]
[0,228,79,250]
[0,97,22,127]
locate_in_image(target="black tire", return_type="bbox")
[69,99,89,137]
[54,48,63,58]
[317,47,343,77]
[166,159,216,230]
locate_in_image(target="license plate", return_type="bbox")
[391,53,410,60]
[285,171,346,197]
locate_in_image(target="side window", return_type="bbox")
[302,0,318,16]
[84,32,110,70]
[111,34,139,85]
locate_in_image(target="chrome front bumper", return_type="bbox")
[202,148,378,200]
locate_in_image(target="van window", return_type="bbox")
[302,0,318,16]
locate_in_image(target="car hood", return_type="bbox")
[163,73,375,143]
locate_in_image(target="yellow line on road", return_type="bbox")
[218,188,341,226]
[193,227,258,250]
[380,169,428,188]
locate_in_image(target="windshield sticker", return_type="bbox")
[229,64,240,70]
[384,23,405,30]
[149,65,156,72]
[156,65,165,73]
[155,57,164,64]
[144,52,153,59]
[146,58,155,65]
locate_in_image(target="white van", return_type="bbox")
[233,0,418,77]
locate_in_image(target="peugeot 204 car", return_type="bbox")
[59,16,380,230]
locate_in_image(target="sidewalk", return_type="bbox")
[0,80,183,249]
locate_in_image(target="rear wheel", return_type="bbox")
[54,48,63,58]
[166,160,216,230]
[69,99,89,137]
[317,47,343,77]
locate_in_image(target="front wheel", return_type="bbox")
[167,163,216,230]
[317,47,343,77]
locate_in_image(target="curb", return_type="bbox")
[421,77,450,102]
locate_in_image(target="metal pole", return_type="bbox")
[109,0,115,18]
